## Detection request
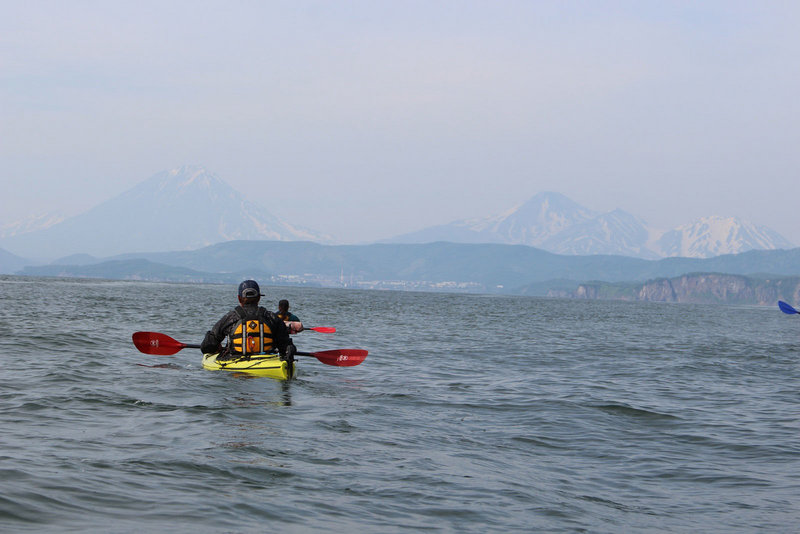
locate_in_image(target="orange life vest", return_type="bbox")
[228,306,275,356]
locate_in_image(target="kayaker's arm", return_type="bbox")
[200,311,236,353]
[270,314,293,356]
[200,330,222,354]
[285,321,304,334]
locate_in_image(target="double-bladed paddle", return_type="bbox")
[305,326,336,333]
[778,300,799,315]
[131,331,367,367]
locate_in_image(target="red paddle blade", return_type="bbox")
[308,326,336,333]
[309,348,368,367]
[132,331,187,355]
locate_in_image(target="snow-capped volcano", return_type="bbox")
[0,165,330,259]
[385,192,599,247]
[482,192,597,246]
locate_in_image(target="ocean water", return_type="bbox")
[1,275,798,533]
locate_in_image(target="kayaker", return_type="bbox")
[277,299,304,335]
[201,280,296,362]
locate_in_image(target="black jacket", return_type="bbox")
[201,305,291,355]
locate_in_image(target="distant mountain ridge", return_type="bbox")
[0,247,30,274]
[15,240,800,303]
[0,166,330,259]
[385,192,793,259]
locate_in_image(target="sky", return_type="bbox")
[2,1,800,244]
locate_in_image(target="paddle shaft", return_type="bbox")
[153,343,329,357]
[132,331,367,366]
[173,346,329,355]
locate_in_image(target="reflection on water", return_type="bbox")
[136,363,183,370]
[225,383,293,408]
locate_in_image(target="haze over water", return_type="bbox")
[1,276,798,532]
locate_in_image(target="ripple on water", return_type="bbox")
[1,279,799,532]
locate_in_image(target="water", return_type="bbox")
[1,276,798,533]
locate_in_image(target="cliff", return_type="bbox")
[560,273,800,305]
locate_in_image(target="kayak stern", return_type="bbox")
[202,353,296,380]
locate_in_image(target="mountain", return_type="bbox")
[654,216,795,258]
[386,192,599,246]
[18,240,800,295]
[487,193,598,245]
[52,253,102,265]
[17,240,800,305]
[542,209,658,259]
[385,192,793,259]
[0,166,329,259]
[17,241,647,290]
[0,247,32,274]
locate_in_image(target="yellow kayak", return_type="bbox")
[202,353,296,380]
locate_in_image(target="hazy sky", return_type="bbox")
[2,1,799,244]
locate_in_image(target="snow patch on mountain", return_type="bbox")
[0,212,66,239]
